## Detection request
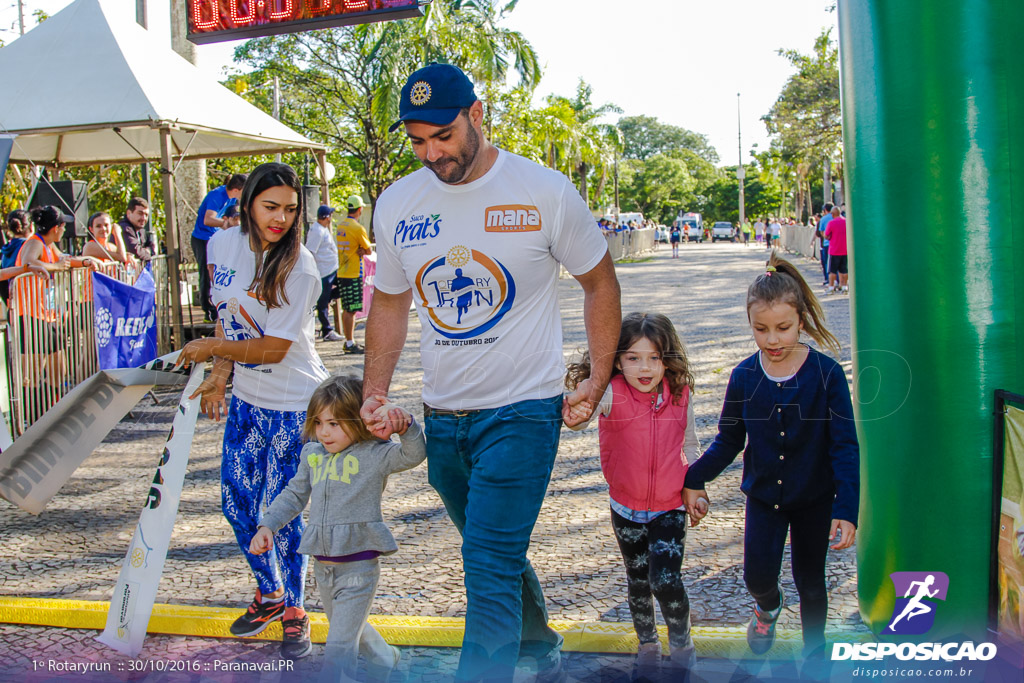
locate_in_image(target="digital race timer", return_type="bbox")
[187,0,423,44]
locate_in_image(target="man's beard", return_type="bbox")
[423,124,481,185]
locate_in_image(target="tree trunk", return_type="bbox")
[578,162,589,206]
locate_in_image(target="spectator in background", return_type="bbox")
[1,209,33,303]
[83,212,133,266]
[306,206,343,342]
[333,195,373,354]
[741,220,752,247]
[772,217,783,248]
[15,206,100,402]
[754,218,765,244]
[817,203,834,286]
[118,198,157,263]
[824,205,849,294]
[192,174,248,322]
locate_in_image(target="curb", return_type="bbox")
[0,597,869,659]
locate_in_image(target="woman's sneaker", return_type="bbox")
[280,609,312,660]
[746,595,783,655]
[229,590,285,637]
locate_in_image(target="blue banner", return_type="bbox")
[92,270,157,370]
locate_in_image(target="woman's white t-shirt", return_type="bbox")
[208,226,328,411]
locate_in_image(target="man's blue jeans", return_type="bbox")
[424,395,563,681]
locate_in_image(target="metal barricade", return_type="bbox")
[604,227,657,261]
[6,262,133,436]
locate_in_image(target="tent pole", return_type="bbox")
[159,127,185,349]
[315,149,329,205]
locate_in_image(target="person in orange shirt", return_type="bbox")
[333,195,372,354]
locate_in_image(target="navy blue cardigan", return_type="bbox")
[684,346,860,525]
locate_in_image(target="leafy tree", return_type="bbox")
[617,154,694,223]
[232,0,540,235]
[617,115,719,164]
[761,28,841,220]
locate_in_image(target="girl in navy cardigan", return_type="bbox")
[565,312,708,678]
[683,253,859,662]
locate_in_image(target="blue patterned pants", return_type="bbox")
[222,396,308,608]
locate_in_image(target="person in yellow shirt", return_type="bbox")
[334,195,373,354]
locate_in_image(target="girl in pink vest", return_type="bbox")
[565,312,708,678]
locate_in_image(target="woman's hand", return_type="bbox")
[829,519,857,550]
[28,264,49,279]
[189,375,228,421]
[176,338,219,368]
[249,527,274,555]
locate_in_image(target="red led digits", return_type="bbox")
[229,0,255,25]
[268,0,296,20]
[307,0,332,15]
[191,0,218,30]
[343,0,370,10]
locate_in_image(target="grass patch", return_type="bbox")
[616,257,655,264]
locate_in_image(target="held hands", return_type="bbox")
[830,519,857,550]
[562,377,598,428]
[249,527,274,555]
[683,487,710,527]
[371,397,412,436]
[361,394,403,439]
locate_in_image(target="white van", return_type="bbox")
[675,212,703,242]
[604,211,645,228]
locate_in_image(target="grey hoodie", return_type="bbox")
[260,421,426,557]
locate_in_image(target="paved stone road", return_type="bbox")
[0,242,864,678]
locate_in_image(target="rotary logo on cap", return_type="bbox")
[410,81,432,106]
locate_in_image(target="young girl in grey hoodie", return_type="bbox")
[250,375,425,682]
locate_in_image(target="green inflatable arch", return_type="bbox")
[838,0,1024,639]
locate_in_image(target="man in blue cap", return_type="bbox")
[360,63,621,681]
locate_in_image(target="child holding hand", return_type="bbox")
[683,253,859,663]
[565,312,707,678]
[251,375,425,682]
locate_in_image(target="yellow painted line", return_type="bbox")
[0,597,869,658]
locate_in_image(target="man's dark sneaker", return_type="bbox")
[280,611,312,660]
[746,593,783,655]
[343,342,365,355]
[229,590,285,637]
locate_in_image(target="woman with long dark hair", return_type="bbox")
[179,163,328,660]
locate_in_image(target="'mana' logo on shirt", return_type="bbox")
[485,205,542,232]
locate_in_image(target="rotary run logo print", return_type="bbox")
[410,80,431,106]
[415,244,515,340]
[884,571,949,635]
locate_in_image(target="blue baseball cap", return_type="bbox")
[317,205,335,220]
[389,63,478,133]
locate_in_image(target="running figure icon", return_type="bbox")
[887,574,939,630]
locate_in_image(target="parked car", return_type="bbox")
[711,221,736,242]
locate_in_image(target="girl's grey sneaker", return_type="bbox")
[746,597,783,655]
[669,643,696,670]
[632,642,662,682]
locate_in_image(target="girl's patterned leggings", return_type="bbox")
[611,508,693,648]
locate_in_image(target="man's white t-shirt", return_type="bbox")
[208,226,328,411]
[374,149,608,411]
[304,220,340,279]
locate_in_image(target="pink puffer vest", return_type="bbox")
[599,374,689,511]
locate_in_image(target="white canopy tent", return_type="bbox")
[0,0,328,344]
